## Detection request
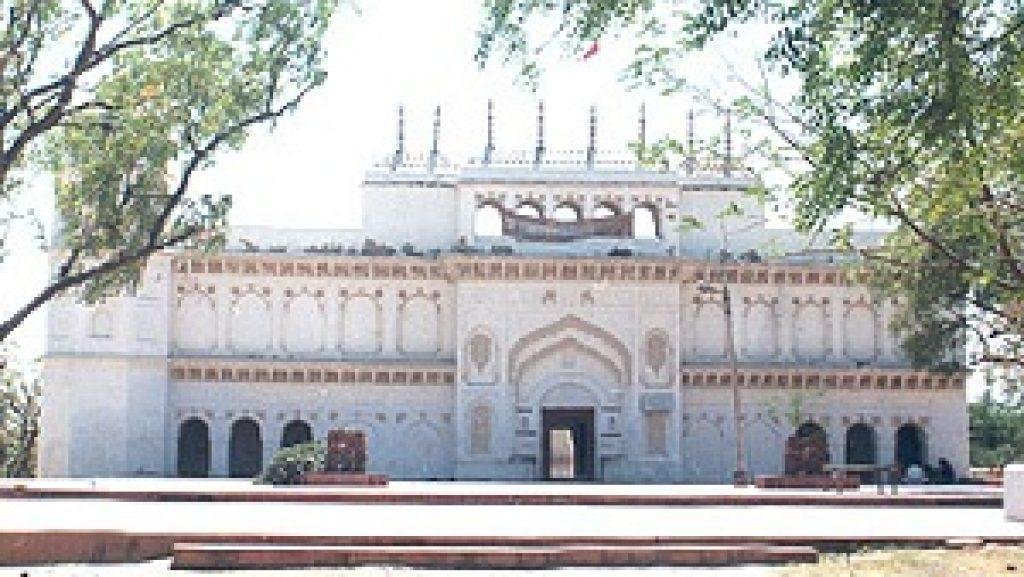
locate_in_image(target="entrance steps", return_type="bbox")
[170,542,819,570]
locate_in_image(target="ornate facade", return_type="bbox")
[39,107,969,481]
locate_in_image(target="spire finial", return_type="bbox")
[429,105,440,173]
[637,102,647,167]
[686,109,695,175]
[586,104,597,170]
[723,105,732,177]
[393,104,405,170]
[534,100,545,168]
[484,99,494,165]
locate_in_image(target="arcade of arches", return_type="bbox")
[473,201,658,240]
[176,416,930,478]
[780,420,927,477]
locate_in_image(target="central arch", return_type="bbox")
[507,315,631,403]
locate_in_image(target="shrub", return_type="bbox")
[261,441,327,485]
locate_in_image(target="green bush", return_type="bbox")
[261,441,327,485]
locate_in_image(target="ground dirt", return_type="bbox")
[779,546,1024,577]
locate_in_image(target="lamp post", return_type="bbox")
[697,282,748,486]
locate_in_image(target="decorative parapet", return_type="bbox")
[679,365,966,391]
[171,253,869,287]
[168,359,456,386]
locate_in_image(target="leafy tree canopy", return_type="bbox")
[476,0,1024,371]
[1,0,338,343]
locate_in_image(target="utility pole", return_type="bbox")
[698,282,748,486]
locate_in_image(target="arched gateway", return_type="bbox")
[508,315,630,481]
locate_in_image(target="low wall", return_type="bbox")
[1005,464,1024,521]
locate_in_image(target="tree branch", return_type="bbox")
[0,226,198,343]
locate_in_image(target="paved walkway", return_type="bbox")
[4,498,1021,538]
[0,560,772,577]
[0,477,1001,496]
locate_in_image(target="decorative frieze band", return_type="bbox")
[679,366,965,391]
[169,359,456,386]
[172,254,867,286]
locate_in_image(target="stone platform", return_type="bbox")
[170,542,818,570]
[300,472,389,487]
[0,479,1002,507]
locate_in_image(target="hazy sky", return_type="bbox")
[5,0,773,366]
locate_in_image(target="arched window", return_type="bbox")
[796,421,827,441]
[896,423,927,469]
[514,202,543,219]
[473,203,503,237]
[784,421,830,475]
[592,203,619,219]
[633,205,658,239]
[845,423,876,465]
[552,203,581,223]
[229,417,263,478]
[281,419,313,448]
[90,307,113,338]
[177,418,210,478]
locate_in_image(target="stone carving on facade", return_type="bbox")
[281,287,327,355]
[397,288,442,356]
[88,306,114,339]
[692,298,727,360]
[469,402,492,455]
[841,295,879,363]
[338,288,383,355]
[791,296,832,361]
[173,285,217,352]
[507,315,632,402]
[642,328,673,387]
[463,328,497,383]
[741,295,779,361]
[228,286,272,353]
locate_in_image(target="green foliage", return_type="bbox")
[0,354,40,478]
[1,0,339,343]
[476,0,1024,371]
[261,441,327,485]
[969,389,1024,468]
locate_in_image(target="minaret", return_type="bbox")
[586,104,597,170]
[723,106,732,177]
[534,100,545,168]
[429,105,440,173]
[637,102,647,167]
[483,99,494,166]
[686,109,695,175]
[392,104,405,170]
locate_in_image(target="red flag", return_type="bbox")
[582,41,600,60]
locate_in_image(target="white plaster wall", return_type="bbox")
[40,356,168,477]
[361,185,458,250]
[40,255,172,477]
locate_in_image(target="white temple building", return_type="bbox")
[39,104,969,481]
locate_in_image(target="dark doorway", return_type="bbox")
[229,417,263,478]
[845,423,877,464]
[845,423,877,482]
[281,419,313,448]
[896,423,927,470]
[541,408,595,481]
[177,418,210,478]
